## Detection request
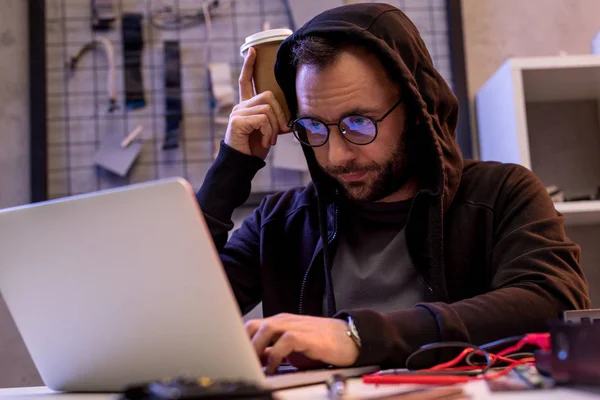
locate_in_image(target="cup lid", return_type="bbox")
[240,28,293,56]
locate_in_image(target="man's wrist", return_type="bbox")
[224,137,252,157]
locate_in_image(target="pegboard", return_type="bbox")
[39,0,458,201]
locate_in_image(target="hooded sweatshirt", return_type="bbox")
[274,3,464,319]
[196,3,590,367]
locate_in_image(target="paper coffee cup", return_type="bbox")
[240,29,293,129]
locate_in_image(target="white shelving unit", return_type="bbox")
[476,55,600,226]
[555,201,600,226]
[476,55,600,305]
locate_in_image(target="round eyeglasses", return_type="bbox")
[288,98,403,147]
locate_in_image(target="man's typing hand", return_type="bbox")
[244,313,359,374]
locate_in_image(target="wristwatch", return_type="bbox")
[346,316,362,349]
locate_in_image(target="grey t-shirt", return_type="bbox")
[329,198,428,314]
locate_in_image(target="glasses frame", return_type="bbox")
[288,98,403,147]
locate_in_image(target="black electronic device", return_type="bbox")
[535,320,600,386]
[121,376,273,400]
[163,40,183,150]
[121,13,146,110]
[91,0,116,31]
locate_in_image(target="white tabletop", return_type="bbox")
[2,379,600,399]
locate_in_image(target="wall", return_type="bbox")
[0,1,30,206]
[0,0,42,389]
[461,0,600,155]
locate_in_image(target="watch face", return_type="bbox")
[348,316,360,344]
[350,323,359,337]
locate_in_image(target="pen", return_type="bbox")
[363,373,472,385]
[326,373,347,400]
[376,369,481,376]
[121,124,143,148]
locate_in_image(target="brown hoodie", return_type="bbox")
[197,3,591,369]
[271,3,591,365]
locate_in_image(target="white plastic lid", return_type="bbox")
[240,28,293,56]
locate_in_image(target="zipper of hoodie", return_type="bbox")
[405,192,434,296]
[298,201,339,315]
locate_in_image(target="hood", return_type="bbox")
[274,3,463,210]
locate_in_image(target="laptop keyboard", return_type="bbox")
[266,364,300,375]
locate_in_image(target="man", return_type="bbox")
[196,3,590,373]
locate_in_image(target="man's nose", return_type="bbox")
[327,127,356,167]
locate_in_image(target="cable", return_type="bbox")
[479,335,525,350]
[67,37,117,113]
[203,0,213,47]
[149,1,232,30]
[462,335,525,367]
[478,360,532,381]
[150,6,203,30]
[405,342,493,373]
[496,333,550,358]
[428,348,477,371]
[366,334,545,387]
[410,334,549,373]
[466,350,534,367]
[201,0,224,135]
[363,360,534,385]
[504,352,536,360]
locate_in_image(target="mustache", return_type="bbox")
[323,163,379,176]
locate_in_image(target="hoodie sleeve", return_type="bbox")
[196,141,267,313]
[336,165,590,368]
[196,141,265,249]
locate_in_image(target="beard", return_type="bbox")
[321,132,413,203]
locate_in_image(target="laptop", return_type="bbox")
[0,178,376,392]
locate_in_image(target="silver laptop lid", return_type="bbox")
[0,178,265,392]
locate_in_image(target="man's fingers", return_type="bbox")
[239,47,256,101]
[266,332,306,375]
[244,91,290,132]
[245,319,262,339]
[247,314,325,373]
[262,129,274,149]
[258,118,274,149]
[267,92,291,133]
[259,347,273,366]
[233,105,280,139]
[246,114,273,142]
[252,320,284,357]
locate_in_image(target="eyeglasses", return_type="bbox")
[288,98,403,147]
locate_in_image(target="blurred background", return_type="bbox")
[2,0,600,388]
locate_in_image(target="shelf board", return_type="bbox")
[510,54,600,71]
[494,55,600,102]
[523,65,600,102]
[555,200,600,226]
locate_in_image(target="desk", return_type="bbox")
[2,380,600,399]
